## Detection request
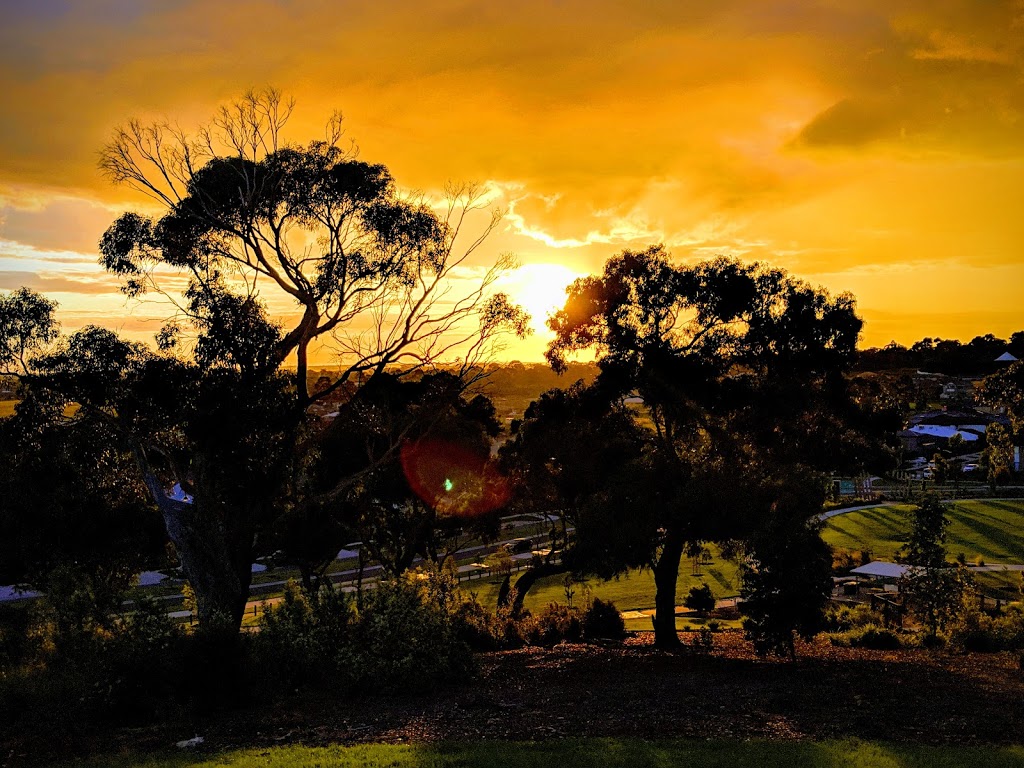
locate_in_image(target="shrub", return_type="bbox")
[949,604,1024,652]
[0,602,36,669]
[451,597,503,651]
[253,572,474,694]
[827,623,903,650]
[692,626,714,652]
[345,576,473,690]
[822,603,876,632]
[583,598,626,640]
[102,597,186,721]
[0,597,187,742]
[527,603,583,646]
[251,580,354,690]
[683,584,715,615]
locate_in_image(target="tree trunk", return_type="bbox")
[653,529,684,648]
[507,561,569,615]
[143,474,251,630]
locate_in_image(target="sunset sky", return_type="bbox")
[2,0,1023,362]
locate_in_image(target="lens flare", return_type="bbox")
[400,438,509,517]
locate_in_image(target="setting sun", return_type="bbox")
[502,263,582,336]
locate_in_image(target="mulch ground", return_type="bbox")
[88,631,1024,761]
[5,631,1022,766]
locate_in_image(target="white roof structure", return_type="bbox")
[136,571,168,587]
[996,351,1019,363]
[167,483,194,504]
[906,424,980,441]
[850,561,912,579]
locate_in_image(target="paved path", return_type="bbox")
[970,564,1024,572]
[817,502,899,521]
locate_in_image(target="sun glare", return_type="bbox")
[505,263,582,334]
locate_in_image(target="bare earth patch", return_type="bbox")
[100,631,1024,759]
[9,632,1022,765]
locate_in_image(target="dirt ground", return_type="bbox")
[85,630,1024,760]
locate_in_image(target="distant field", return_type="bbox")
[0,399,79,418]
[467,543,740,615]
[822,499,1024,564]
[76,738,1024,768]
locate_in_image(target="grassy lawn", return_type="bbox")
[464,543,739,614]
[822,499,1024,565]
[70,738,1024,768]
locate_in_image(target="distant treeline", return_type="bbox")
[302,362,600,404]
[856,332,1023,376]
[295,332,1024,399]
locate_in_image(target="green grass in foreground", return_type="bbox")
[822,499,1024,565]
[70,738,1024,768]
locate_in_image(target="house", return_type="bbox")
[899,407,1010,455]
[939,379,976,401]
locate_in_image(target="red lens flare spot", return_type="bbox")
[400,438,509,518]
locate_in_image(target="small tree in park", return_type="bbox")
[684,583,716,616]
[898,495,973,640]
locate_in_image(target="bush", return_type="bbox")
[102,597,186,721]
[251,581,354,690]
[949,604,1024,652]
[527,603,583,646]
[822,603,876,632]
[692,626,714,652]
[583,598,625,640]
[253,571,474,694]
[683,584,715,615]
[0,602,36,669]
[827,623,903,650]
[0,597,187,742]
[345,576,473,691]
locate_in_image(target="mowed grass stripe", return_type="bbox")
[821,504,915,561]
[822,500,1024,565]
[73,738,1024,768]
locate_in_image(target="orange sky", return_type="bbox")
[2,0,1023,362]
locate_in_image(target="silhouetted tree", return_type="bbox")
[739,477,833,659]
[546,246,864,648]
[498,381,654,610]
[898,495,972,640]
[3,90,526,632]
[284,371,506,587]
[683,584,715,616]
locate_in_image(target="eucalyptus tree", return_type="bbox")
[545,246,863,648]
[0,293,162,640]
[2,90,526,631]
[278,370,506,590]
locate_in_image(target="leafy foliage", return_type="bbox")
[898,496,976,639]
[740,480,835,659]
[583,597,627,640]
[540,246,869,648]
[252,570,472,692]
[683,584,716,615]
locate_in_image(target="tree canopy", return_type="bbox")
[1,90,528,631]
[98,88,527,399]
[541,246,867,648]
